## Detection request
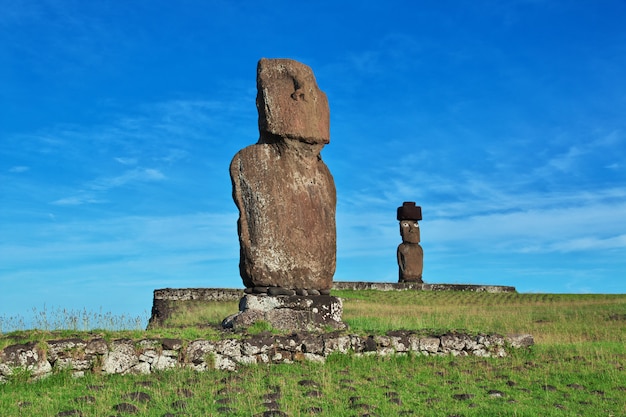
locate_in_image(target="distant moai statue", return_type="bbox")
[397,202,423,283]
[230,58,336,293]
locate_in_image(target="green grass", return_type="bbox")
[1,291,626,416]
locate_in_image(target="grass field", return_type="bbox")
[1,290,625,416]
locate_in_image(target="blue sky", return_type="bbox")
[2,1,625,326]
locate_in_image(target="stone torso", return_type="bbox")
[230,141,336,290]
[397,243,424,283]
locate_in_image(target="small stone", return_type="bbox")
[319,289,331,295]
[257,411,289,417]
[349,402,373,411]
[452,393,475,400]
[263,392,281,401]
[177,388,194,398]
[113,403,138,414]
[298,379,320,388]
[296,289,308,296]
[567,383,585,390]
[56,411,82,417]
[308,289,321,296]
[253,287,269,294]
[488,390,505,398]
[124,392,151,403]
[542,385,557,391]
[364,337,377,352]
[172,400,187,410]
[161,338,183,350]
[304,406,323,414]
[263,401,281,410]
[268,287,295,296]
[305,390,323,398]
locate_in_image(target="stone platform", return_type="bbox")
[148,282,516,328]
[222,294,347,332]
[332,281,516,293]
[148,288,244,328]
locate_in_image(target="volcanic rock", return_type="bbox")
[230,58,336,291]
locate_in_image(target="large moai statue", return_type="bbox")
[397,202,424,283]
[224,58,344,331]
[230,58,336,292]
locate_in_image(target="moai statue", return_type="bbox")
[397,202,424,283]
[229,58,336,294]
[224,59,345,331]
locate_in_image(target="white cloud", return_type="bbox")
[115,157,137,165]
[9,166,29,173]
[547,234,626,252]
[90,168,166,191]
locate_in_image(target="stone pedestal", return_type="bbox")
[222,294,347,332]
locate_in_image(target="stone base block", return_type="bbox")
[222,294,347,332]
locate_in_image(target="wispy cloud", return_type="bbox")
[52,195,106,206]
[114,157,137,165]
[51,168,166,206]
[1,211,239,278]
[89,168,166,191]
[4,98,251,210]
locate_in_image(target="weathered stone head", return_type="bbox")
[256,58,330,146]
[397,201,422,244]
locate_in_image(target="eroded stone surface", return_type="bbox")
[102,340,138,375]
[230,58,336,291]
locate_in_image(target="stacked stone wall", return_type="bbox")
[0,331,533,381]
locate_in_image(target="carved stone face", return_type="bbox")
[400,220,420,244]
[256,58,330,145]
